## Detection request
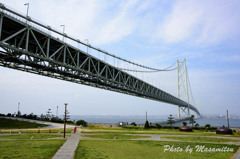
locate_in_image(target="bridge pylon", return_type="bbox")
[0,3,201,116]
[177,59,190,118]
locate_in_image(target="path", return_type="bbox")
[52,129,81,159]
[0,116,75,128]
[234,148,240,159]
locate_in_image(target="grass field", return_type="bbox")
[77,127,240,158]
[0,133,70,139]
[81,128,240,137]
[0,118,48,129]
[0,140,65,159]
[161,136,240,143]
[75,140,238,159]
[0,128,74,134]
[0,122,239,159]
[82,134,151,140]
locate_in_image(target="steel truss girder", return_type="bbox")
[0,10,200,115]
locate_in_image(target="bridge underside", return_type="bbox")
[0,6,200,116]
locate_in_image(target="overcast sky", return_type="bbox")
[0,0,240,117]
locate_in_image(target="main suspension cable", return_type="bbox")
[119,62,184,73]
[0,4,186,72]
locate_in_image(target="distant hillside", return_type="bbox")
[0,117,48,129]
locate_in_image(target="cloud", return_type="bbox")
[94,0,139,44]
[219,54,240,63]
[33,0,151,46]
[157,0,240,45]
[1,0,142,45]
[2,0,239,47]
[158,1,203,43]
[1,0,240,116]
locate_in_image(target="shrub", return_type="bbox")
[122,125,141,129]
[205,124,211,129]
[51,117,64,123]
[233,129,236,134]
[0,113,6,116]
[155,124,161,129]
[130,122,137,126]
[161,125,179,129]
[204,124,211,132]
[76,120,87,127]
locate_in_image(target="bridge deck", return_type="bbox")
[0,4,200,115]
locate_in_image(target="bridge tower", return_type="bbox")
[177,59,190,118]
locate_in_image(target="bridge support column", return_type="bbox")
[177,59,180,118]
[177,59,190,117]
[184,59,190,117]
[178,106,180,118]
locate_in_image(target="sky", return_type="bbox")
[0,0,240,117]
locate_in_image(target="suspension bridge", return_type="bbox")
[0,3,200,117]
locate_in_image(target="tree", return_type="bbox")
[144,120,150,129]
[156,123,161,129]
[16,110,21,117]
[205,124,211,129]
[51,117,64,123]
[204,124,211,132]
[195,123,199,129]
[0,113,6,117]
[130,122,137,126]
[40,114,45,120]
[189,115,196,127]
[76,120,87,126]
[45,109,52,120]
[182,122,187,126]
[167,114,175,128]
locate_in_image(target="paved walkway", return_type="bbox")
[52,133,80,159]
[234,148,240,159]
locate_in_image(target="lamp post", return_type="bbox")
[146,111,147,122]
[60,25,65,41]
[64,103,68,138]
[24,3,29,24]
[56,106,58,118]
[46,109,52,120]
[17,102,20,117]
[227,109,230,128]
[24,3,29,17]
[85,39,88,53]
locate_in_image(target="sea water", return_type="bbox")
[70,115,240,128]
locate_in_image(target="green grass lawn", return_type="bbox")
[81,128,240,137]
[0,128,74,134]
[82,134,151,140]
[0,133,70,139]
[24,129,73,133]
[75,140,238,159]
[81,129,218,135]
[0,118,48,129]
[0,140,65,159]
[161,136,240,143]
